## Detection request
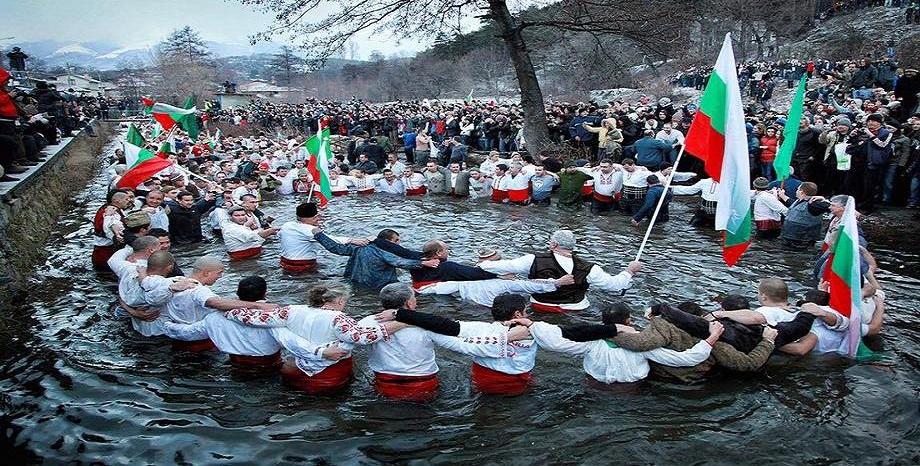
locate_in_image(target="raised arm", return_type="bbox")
[314,231,359,257]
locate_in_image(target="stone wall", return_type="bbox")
[0,122,116,306]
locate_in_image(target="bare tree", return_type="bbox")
[270,46,305,85]
[154,26,216,103]
[237,0,694,152]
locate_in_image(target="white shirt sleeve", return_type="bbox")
[420,281,462,296]
[670,171,696,182]
[529,322,590,356]
[429,332,511,358]
[670,180,702,196]
[331,313,387,345]
[642,340,712,367]
[506,279,558,294]
[163,320,209,341]
[269,327,327,361]
[106,246,134,277]
[760,193,789,215]
[477,254,536,275]
[586,265,633,293]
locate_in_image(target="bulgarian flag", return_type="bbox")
[151,102,199,141]
[141,97,155,115]
[303,119,333,206]
[118,138,173,189]
[685,34,752,267]
[126,123,146,147]
[773,75,807,181]
[157,132,175,158]
[823,196,871,358]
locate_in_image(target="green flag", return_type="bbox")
[179,95,200,141]
[773,75,807,181]
[126,124,146,147]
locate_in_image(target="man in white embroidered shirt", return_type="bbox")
[478,230,642,312]
[357,283,526,402]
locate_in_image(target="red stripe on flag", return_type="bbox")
[117,159,173,189]
[684,112,726,182]
[152,113,177,131]
[722,234,750,267]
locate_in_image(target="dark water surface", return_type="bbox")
[1,140,919,464]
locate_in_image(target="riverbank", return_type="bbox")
[0,122,115,307]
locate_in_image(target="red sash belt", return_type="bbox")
[91,245,116,269]
[507,188,530,203]
[228,246,262,261]
[531,301,566,314]
[471,362,532,396]
[332,190,349,197]
[229,351,282,369]
[171,338,216,352]
[755,219,783,231]
[592,191,614,203]
[412,279,440,290]
[357,188,375,195]
[374,372,439,401]
[491,189,508,202]
[280,257,318,273]
[581,184,595,196]
[405,186,428,196]
[282,358,354,394]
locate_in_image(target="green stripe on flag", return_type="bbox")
[725,207,752,247]
[830,230,856,286]
[698,73,728,135]
[774,75,807,181]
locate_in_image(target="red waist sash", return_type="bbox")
[592,191,614,203]
[406,186,428,196]
[91,245,116,269]
[332,190,349,197]
[280,257,318,273]
[374,372,439,401]
[581,184,595,196]
[282,357,354,394]
[228,246,262,261]
[471,362,532,396]
[755,219,783,231]
[412,280,440,290]
[171,338,216,352]
[229,351,282,369]
[530,301,567,314]
[507,188,530,203]
[491,189,508,202]
[357,188,375,195]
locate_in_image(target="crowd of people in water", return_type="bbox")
[89,82,895,397]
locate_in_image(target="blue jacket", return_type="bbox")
[403,132,417,149]
[315,233,422,290]
[632,185,671,223]
[633,137,672,168]
[373,239,497,282]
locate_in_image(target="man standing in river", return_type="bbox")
[478,230,642,312]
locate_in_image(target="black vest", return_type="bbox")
[528,252,594,304]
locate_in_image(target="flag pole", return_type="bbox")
[174,164,212,184]
[634,145,687,262]
[306,182,315,203]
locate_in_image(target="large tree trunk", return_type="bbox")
[489,0,553,154]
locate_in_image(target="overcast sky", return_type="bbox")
[2,0,427,58]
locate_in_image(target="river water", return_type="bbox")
[1,139,918,464]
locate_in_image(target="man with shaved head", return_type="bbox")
[162,255,279,351]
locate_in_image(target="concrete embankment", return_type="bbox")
[0,122,116,307]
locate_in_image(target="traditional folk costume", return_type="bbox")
[91,204,124,270]
[107,247,168,336]
[672,178,720,227]
[403,171,428,196]
[529,322,713,383]
[226,306,388,394]
[502,173,532,205]
[416,278,558,307]
[163,285,220,351]
[752,189,788,239]
[479,252,633,312]
[374,177,406,195]
[490,173,508,203]
[221,221,267,260]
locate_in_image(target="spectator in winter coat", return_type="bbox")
[759,127,779,180]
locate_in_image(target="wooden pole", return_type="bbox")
[634,145,687,262]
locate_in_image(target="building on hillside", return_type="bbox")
[50,74,111,96]
[216,79,298,109]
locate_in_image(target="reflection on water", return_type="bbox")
[1,141,918,463]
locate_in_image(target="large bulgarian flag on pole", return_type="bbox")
[118,130,173,189]
[151,102,199,141]
[824,196,870,358]
[684,34,753,267]
[303,119,333,206]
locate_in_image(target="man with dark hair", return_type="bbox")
[166,190,216,244]
[237,276,267,302]
[631,174,672,226]
[312,227,439,289]
[777,181,831,249]
[374,238,497,290]
[358,283,526,401]
[146,228,183,277]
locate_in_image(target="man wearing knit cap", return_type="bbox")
[478,229,642,312]
[818,116,853,195]
[278,202,368,272]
